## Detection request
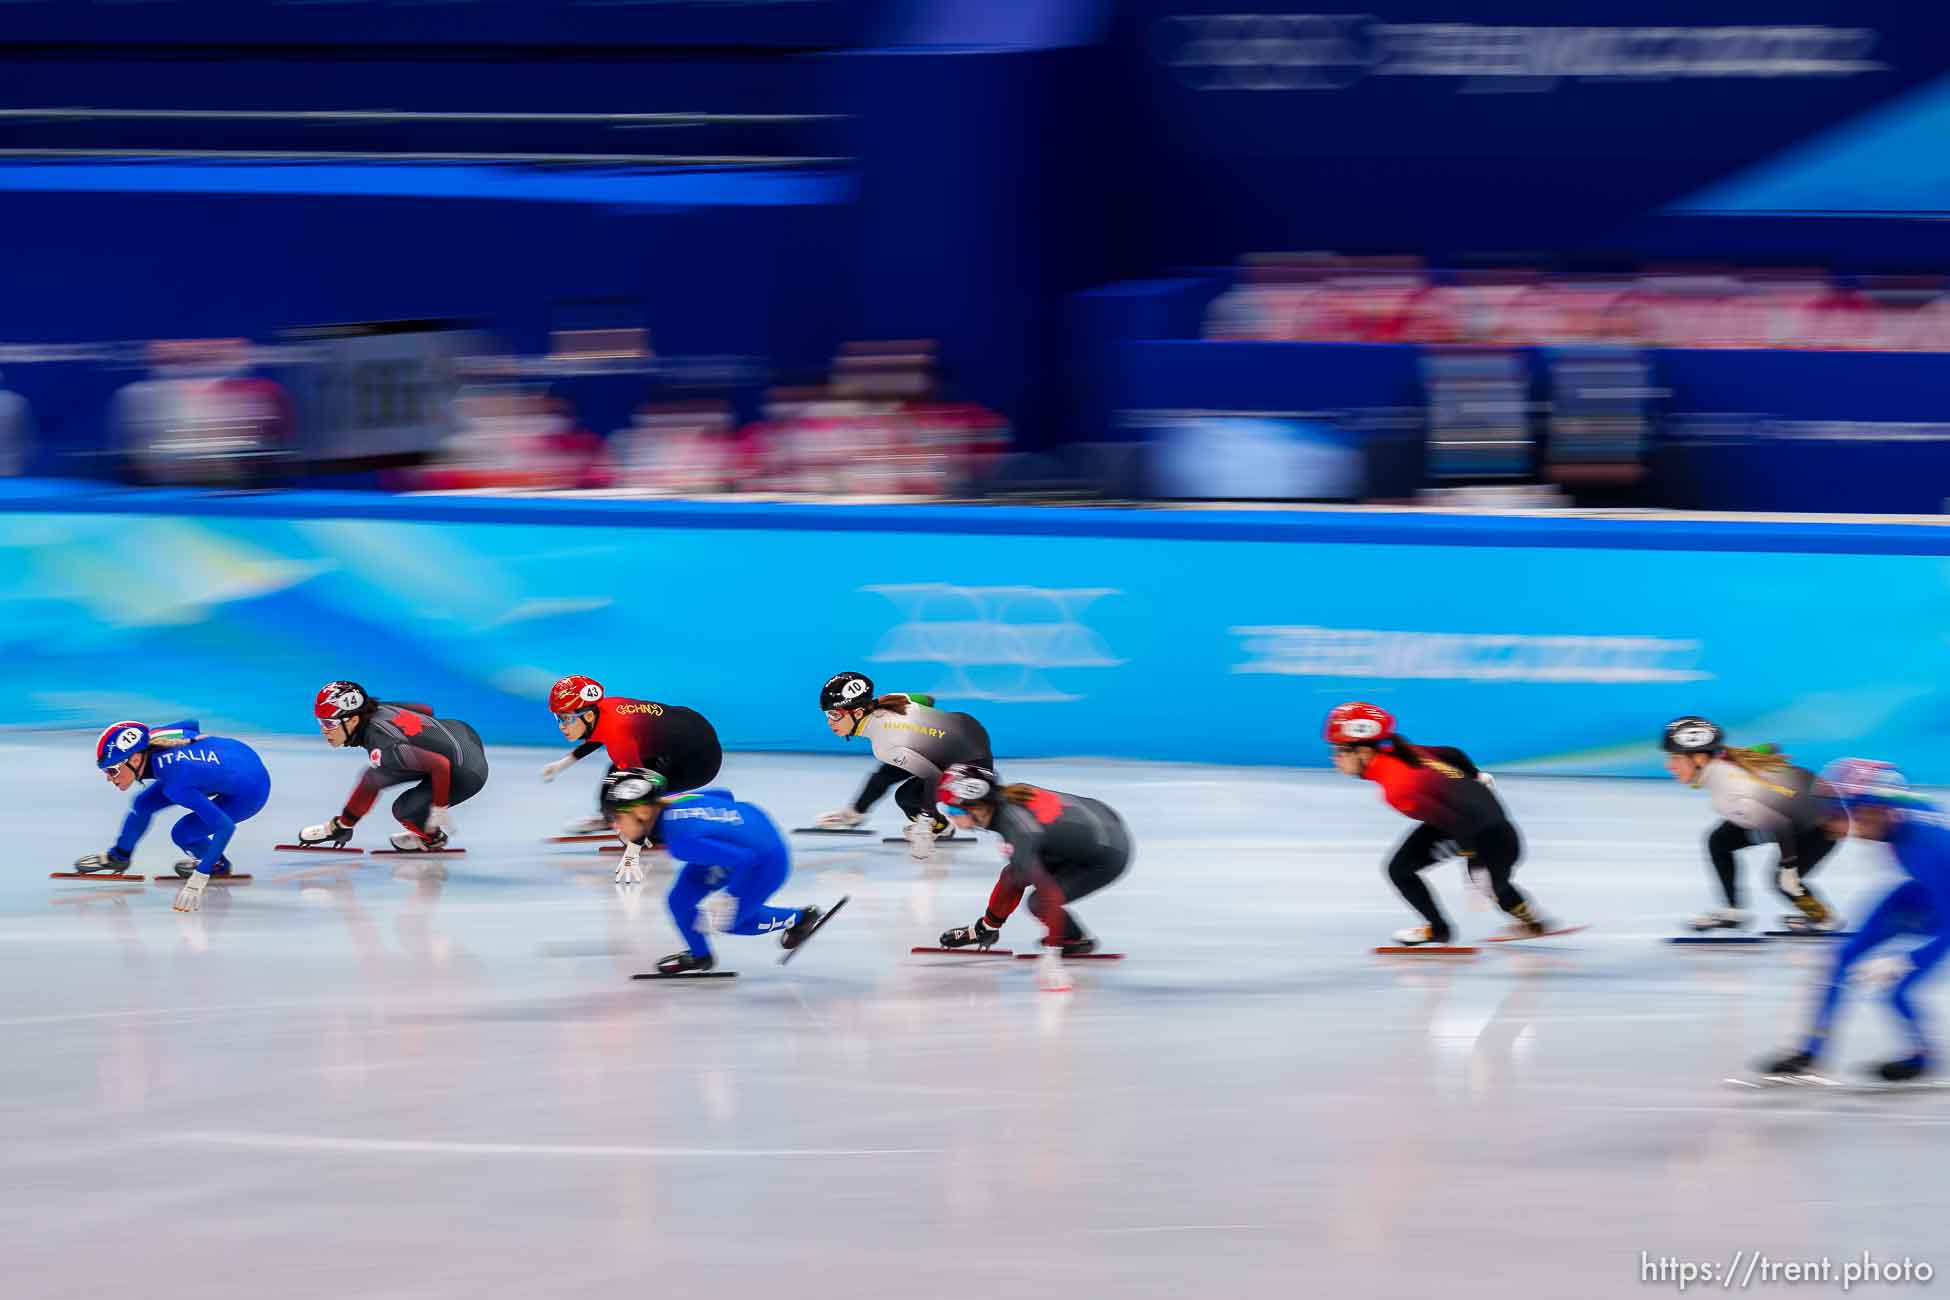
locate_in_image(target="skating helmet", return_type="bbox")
[1324,701,1394,746]
[820,671,874,713]
[602,766,668,813]
[938,762,999,810]
[95,720,150,771]
[1816,758,1929,813]
[314,680,372,723]
[549,674,605,715]
[1660,716,1724,755]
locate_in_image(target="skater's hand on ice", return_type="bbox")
[1778,865,1806,898]
[424,806,453,837]
[1037,948,1072,994]
[173,871,208,913]
[541,757,574,783]
[614,842,645,886]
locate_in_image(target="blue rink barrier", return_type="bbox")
[3,480,1949,780]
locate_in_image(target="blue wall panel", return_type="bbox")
[4,486,1947,780]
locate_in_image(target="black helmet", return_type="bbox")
[820,671,874,713]
[602,767,667,812]
[938,762,1000,808]
[1661,716,1725,755]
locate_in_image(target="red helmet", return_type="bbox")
[314,680,370,721]
[549,675,605,714]
[1324,701,1394,745]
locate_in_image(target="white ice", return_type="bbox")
[4,737,1946,1299]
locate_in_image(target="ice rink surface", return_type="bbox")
[5,735,1947,1299]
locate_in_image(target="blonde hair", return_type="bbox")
[1716,745,1798,798]
[1001,783,1040,805]
[146,727,197,752]
[1721,745,1794,778]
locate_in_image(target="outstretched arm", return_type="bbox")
[112,783,173,857]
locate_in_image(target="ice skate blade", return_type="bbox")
[1014,951,1124,961]
[882,836,964,846]
[779,895,850,965]
[370,848,467,856]
[1763,929,1856,939]
[1669,934,1771,945]
[1729,1073,1950,1094]
[1723,1073,1842,1090]
[273,844,363,854]
[1485,924,1587,943]
[152,874,252,884]
[632,969,738,980]
[1373,945,1478,955]
[910,946,1016,957]
[49,871,147,881]
[547,834,612,844]
[792,827,874,836]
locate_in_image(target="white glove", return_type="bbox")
[614,842,645,886]
[425,806,453,837]
[1037,948,1072,993]
[173,871,209,913]
[903,816,937,862]
[1856,954,1913,991]
[541,756,575,783]
[813,807,865,829]
[1476,772,1497,789]
[1778,865,1806,898]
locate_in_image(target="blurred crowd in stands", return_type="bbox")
[1204,254,1950,352]
[413,338,1009,497]
[11,329,1010,497]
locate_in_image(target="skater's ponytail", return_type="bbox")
[1385,736,1466,781]
[869,694,912,716]
[1722,744,1794,778]
[1001,783,1042,805]
[145,721,200,752]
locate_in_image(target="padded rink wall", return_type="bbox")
[5,480,1950,780]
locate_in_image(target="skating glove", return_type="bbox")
[541,756,575,783]
[173,870,209,913]
[614,841,645,886]
[1037,948,1072,993]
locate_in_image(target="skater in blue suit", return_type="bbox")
[602,768,846,975]
[77,719,272,912]
[1761,759,1950,1083]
